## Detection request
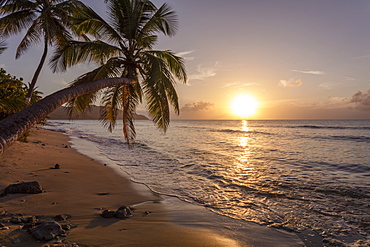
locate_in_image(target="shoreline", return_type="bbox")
[0,127,306,246]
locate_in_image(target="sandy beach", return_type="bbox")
[0,127,306,247]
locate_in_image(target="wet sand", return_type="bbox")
[0,128,306,246]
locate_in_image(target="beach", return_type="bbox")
[0,127,307,246]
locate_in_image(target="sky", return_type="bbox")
[1,0,370,120]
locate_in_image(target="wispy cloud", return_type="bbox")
[176,50,195,56]
[344,77,355,81]
[279,79,302,87]
[242,82,259,86]
[176,50,195,61]
[351,54,370,60]
[220,81,259,88]
[291,70,324,75]
[220,82,238,88]
[180,101,214,112]
[188,63,217,81]
[319,82,334,90]
[319,81,353,90]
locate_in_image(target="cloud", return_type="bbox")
[319,81,355,90]
[176,50,195,61]
[292,70,324,75]
[351,54,370,60]
[320,96,348,108]
[350,89,370,111]
[220,82,238,88]
[242,82,259,86]
[344,77,355,81]
[176,50,195,57]
[188,64,217,81]
[318,82,334,90]
[279,79,302,87]
[181,101,214,112]
[220,81,259,88]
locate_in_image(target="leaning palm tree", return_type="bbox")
[0,77,135,154]
[51,0,186,143]
[0,0,89,102]
[0,39,6,55]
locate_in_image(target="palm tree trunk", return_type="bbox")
[25,39,48,103]
[0,77,135,155]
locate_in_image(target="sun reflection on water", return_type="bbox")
[235,120,253,176]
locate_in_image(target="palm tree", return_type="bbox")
[0,39,6,54]
[0,0,89,102]
[0,77,135,154]
[50,0,187,143]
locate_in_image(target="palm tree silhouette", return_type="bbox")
[51,0,187,143]
[0,0,89,102]
[0,0,187,153]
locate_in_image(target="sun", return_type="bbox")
[230,94,259,118]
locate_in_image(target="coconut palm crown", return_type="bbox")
[50,0,187,143]
[0,0,89,102]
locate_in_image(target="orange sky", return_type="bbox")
[1,0,370,120]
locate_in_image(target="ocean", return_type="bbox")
[44,119,370,246]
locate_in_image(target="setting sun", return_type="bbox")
[230,94,259,118]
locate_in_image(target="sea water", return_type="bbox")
[44,120,370,246]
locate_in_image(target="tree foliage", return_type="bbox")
[51,0,187,143]
[0,77,134,154]
[0,68,42,120]
[0,0,90,102]
[0,39,6,54]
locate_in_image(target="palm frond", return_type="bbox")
[0,39,7,54]
[100,85,123,132]
[0,1,36,14]
[121,84,138,144]
[141,50,187,117]
[15,17,42,58]
[50,40,121,72]
[144,50,187,82]
[140,52,173,130]
[65,91,98,118]
[106,0,154,43]
[71,4,122,44]
[144,79,170,131]
[0,10,37,37]
[140,2,178,37]
[136,34,157,49]
[65,59,123,118]
[99,77,138,144]
[43,12,73,46]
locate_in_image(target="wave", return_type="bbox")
[290,125,370,130]
[330,135,370,143]
[214,129,272,135]
[312,135,370,143]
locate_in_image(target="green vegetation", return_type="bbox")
[0,68,42,142]
[0,0,186,153]
[51,0,187,143]
[0,0,89,102]
[0,68,42,120]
